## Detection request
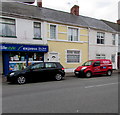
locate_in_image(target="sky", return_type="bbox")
[39,0,119,23]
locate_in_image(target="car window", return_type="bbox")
[45,63,57,68]
[82,61,94,66]
[94,61,100,66]
[31,63,44,70]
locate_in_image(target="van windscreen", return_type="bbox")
[82,61,94,66]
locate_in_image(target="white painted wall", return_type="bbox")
[1,16,47,45]
[89,29,118,69]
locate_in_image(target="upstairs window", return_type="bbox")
[50,25,56,39]
[0,18,16,37]
[112,34,116,45]
[68,28,78,41]
[111,54,115,63]
[97,32,105,44]
[34,22,41,39]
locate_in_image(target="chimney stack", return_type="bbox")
[37,0,42,7]
[117,19,120,25]
[71,5,79,16]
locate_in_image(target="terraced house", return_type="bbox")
[0,0,89,75]
[102,20,120,69]
[80,17,118,69]
[45,5,89,69]
[0,0,118,76]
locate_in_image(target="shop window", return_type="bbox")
[9,52,26,71]
[0,17,16,37]
[9,52,26,61]
[28,53,44,62]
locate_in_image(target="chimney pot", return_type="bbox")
[37,0,42,7]
[117,19,120,25]
[71,5,79,16]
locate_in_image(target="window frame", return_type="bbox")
[50,24,57,40]
[97,32,105,44]
[68,27,79,42]
[112,34,116,45]
[66,50,81,63]
[96,54,106,59]
[0,17,16,38]
[111,54,115,63]
[118,35,120,46]
[33,22,42,40]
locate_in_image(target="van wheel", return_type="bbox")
[85,71,92,78]
[55,74,62,81]
[106,70,112,76]
[17,76,26,84]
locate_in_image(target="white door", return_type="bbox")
[49,53,59,62]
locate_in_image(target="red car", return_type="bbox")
[74,59,113,78]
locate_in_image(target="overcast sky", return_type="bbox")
[41,0,119,23]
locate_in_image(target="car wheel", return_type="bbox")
[106,70,112,76]
[17,76,26,84]
[85,71,92,78]
[55,74,62,81]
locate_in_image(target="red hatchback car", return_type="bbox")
[74,59,113,78]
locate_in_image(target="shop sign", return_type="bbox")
[0,44,48,52]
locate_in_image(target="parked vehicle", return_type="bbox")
[7,62,65,84]
[74,59,112,78]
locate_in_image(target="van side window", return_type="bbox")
[94,61,100,67]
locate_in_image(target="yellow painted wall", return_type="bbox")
[48,41,88,68]
[80,36,88,41]
[47,23,89,68]
[80,29,89,35]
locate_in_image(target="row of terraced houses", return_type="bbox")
[0,0,120,75]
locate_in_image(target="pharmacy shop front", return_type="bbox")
[1,43,48,75]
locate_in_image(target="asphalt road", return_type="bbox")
[2,73,119,113]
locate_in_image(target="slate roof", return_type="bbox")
[1,1,116,32]
[101,20,120,33]
[81,16,116,32]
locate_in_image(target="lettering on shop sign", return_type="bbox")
[0,44,48,52]
[0,46,16,50]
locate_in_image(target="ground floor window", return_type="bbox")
[9,52,44,71]
[96,54,106,59]
[111,54,115,63]
[67,50,80,63]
